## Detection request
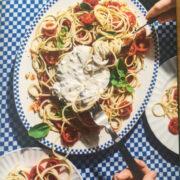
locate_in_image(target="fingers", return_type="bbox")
[157,8,176,23]
[143,171,157,180]
[146,0,176,20]
[113,169,133,180]
[134,159,151,174]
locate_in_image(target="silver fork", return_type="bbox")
[90,103,144,180]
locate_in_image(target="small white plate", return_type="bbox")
[145,56,178,155]
[0,147,82,180]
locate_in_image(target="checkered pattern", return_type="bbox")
[0,0,179,179]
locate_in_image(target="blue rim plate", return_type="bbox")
[13,0,160,155]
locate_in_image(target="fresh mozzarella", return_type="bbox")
[52,45,110,106]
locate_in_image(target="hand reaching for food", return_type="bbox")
[113,159,157,180]
[146,0,176,23]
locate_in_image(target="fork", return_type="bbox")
[90,103,144,180]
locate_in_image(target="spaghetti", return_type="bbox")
[28,0,150,145]
[6,151,72,180]
[152,85,178,135]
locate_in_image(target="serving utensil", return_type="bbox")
[90,103,144,180]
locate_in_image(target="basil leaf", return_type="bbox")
[57,36,64,48]
[116,59,127,74]
[56,111,62,117]
[84,24,93,30]
[117,69,126,79]
[110,69,119,80]
[28,123,50,139]
[106,31,117,35]
[111,79,119,86]
[61,26,68,33]
[126,84,134,93]
[80,3,92,11]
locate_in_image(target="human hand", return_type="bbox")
[113,159,157,180]
[146,0,176,23]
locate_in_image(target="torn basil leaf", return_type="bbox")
[80,3,92,11]
[84,24,93,30]
[28,123,50,139]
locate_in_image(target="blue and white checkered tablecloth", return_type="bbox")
[0,0,179,179]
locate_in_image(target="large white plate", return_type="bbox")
[13,0,159,154]
[0,147,82,180]
[145,57,178,155]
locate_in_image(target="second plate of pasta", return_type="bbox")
[145,56,178,155]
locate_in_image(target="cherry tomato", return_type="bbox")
[46,158,62,173]
[128,43,137,56]
[77,30,86,38]
[41,21,57,37]
[118,101,132,119]
[41,51,59,65]
[29,165,44,180]
[61,125,80,146]
[83,0,99,7]
[104,2,123,8]
[135,39,150,53]
[62,19,71,30]
[168,117,179,135]
[79,13,95,25]
[135,28,146,40]
[125,12,136,26]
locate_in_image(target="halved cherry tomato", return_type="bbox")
[118,101,132,119]
[62,19,71,30]
[104,1,123,9]
[41,21,57,37]
[128,43,137,56]
[125,12,136,26]
[83,0,99,7]
[135,28,146,40]
[168,117,179,135]
[29,165,44,180]
[46,158,62,173]
[77,30,86,38]
[135,39,150,53]
[61,125,80,146]
[41,51,60,65]
[79,13,95,25]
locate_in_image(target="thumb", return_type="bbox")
[143,171,157,180]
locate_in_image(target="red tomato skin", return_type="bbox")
[62,19,71,30]
[118,102,132,119]
[125,12,136,26]
[41,51,59,65]
[61,126,80,146]
[29,166,44,180]
[83,0,99,7]
[168,117,179,135]
[104,2,123,8]
[128,43,137,56]
[79,13,95,25]
[135,39,150,53]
